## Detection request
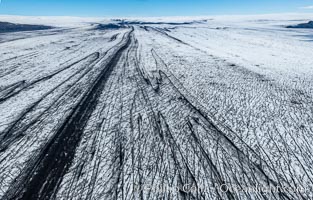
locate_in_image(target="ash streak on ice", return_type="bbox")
[0,14,313,199]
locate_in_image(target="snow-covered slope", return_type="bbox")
[0,14,313,199]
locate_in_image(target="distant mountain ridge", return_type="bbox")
[0,21,52,33]
[287,21,313,28]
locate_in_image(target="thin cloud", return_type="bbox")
[299,5,313,9]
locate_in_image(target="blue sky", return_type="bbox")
[0,0,313,17]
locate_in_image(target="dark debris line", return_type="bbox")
[3,28,134,200]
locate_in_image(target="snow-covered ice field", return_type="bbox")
[0,13,313,199]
